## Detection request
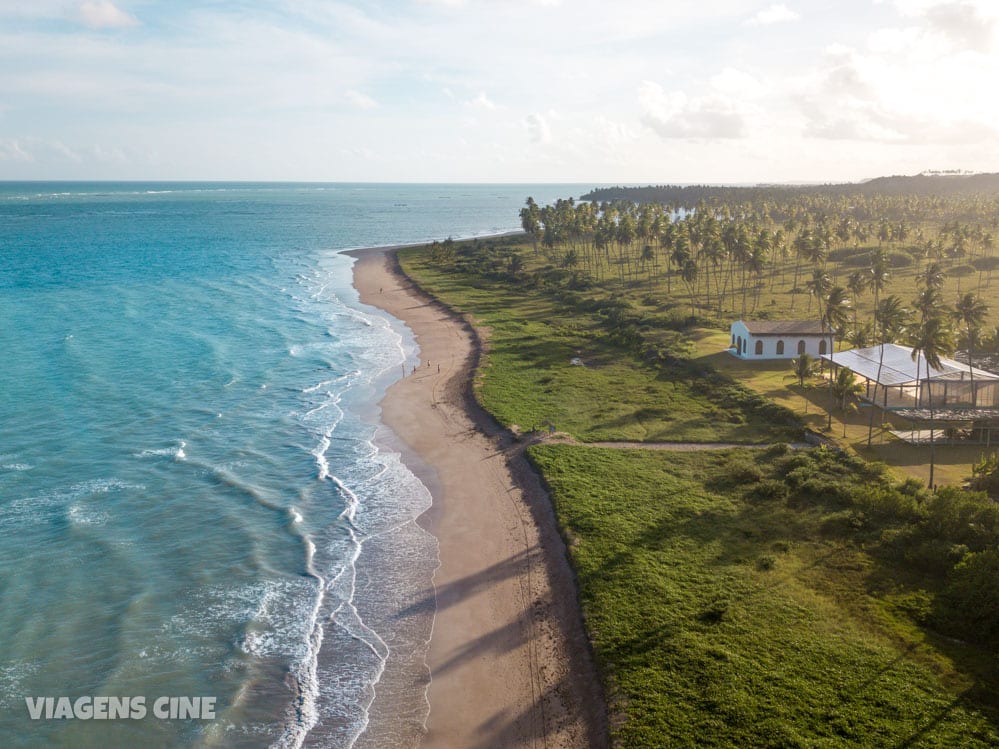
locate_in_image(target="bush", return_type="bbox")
[852,486,924,524]
[934,548,999,648]
[750,478,790,502]
[757,554,778,571]
[821,509,868,536]
[969,452,999,498]
[923,487,999,551]
[764,442,791,458]
[895,535,972,574]
[731,459,764,484]
[789,476,853,509]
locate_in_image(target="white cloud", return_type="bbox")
[881,1,996,49]
[795,40,999,144]
[747,3,799,26]
[710,67,766,97]
[524,113,552,144]
[74,1,139,30]
[0,139,33,162]
[639,81,748,139]
[92,143,127,162]
[345,90,377,109]
[0,137,87,164]
[923,2,995,51]
[467,91,497,110]
[4,0,999,181]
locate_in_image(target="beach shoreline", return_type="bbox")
[346,244,606,748]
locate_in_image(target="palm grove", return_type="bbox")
[518,187,998,463]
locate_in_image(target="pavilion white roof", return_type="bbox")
[820,343,999,387]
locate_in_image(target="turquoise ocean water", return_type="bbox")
[0,183,579,748]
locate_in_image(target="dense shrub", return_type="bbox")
[934,548,999,648]
[922,487,999,551]
[969,452,999,498]
[852,486,924,524]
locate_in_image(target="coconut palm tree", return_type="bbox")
[640,244,656,291]
[790,230,812,309]
[867,249,890,314]
[847,270,866,330]
[520,197,541,254]
[910,315,955,488]
[806,269,832,315]
[680,258,699,315]
[866,295,912,446]
[913,286,947,323]
[788,353,819,413]
[917,261,946,292]
[846,322,875,349]
[953,292,989,406]
[831,367,865,437]
[823,285,852,429]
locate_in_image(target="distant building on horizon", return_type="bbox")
[729,319,827,360]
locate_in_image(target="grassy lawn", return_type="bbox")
[399,246,799,443]
[529,444,999,748]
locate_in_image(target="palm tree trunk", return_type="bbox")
[927,357,936,488]
[867,341,887,447]
[827,329,836,430]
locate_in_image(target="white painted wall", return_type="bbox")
[729,321,826,360]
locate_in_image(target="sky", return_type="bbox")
[1,0,998,183]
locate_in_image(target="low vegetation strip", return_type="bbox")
[528,444,999,748]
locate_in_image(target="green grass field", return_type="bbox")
[530,444,999,748]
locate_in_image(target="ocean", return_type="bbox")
[0,182,580,748]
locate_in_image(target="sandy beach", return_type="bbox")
[347,245,607,749]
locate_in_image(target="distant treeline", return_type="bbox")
[581,173,999,207]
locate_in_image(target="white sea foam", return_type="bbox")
[67,503,110,526]
[0,661,40,709]
[134,440,186,461]
[0,478,142,527]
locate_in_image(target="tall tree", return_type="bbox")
[917,260,946,292]
[867,295,913,445]
[806,269,831,315]
[520,197,541,254]
[867,249,890,316]
[823,285,852,429]
[953,292,989,406]
[847,270,866,330]
[910,316,955,488]
[914,286,947,323]
[831,367,865,437]
[789,353,819,413]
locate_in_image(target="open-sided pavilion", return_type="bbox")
[820,343,999,445]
